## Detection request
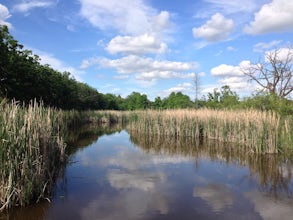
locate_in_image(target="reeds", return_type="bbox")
[0,100,66,210]
[125,109,293,154]
[62,109,292,153]
[0,106,131,210]
[1,106,289,209]
[128,129,293,197]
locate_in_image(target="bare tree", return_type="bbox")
[193,73,201,107]
[242,48,293,98]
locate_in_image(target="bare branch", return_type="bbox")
[242,47,293,98]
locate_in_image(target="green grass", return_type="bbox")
[0,100,67,210]
[82,109,293,153]
[125,109,293,154]
[0,105,130,210]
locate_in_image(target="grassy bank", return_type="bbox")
[0,100,69,210]
[1,106,292,210]
[0,103,128,210]
[73,109,292,153]
[125,109,293,154]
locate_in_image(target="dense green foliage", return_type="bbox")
[162,92,194,109]
[0,26,106,110]
[203,85,239,109]
[0,25,292,114]
[123,92,150,110]
[240,92,293,115]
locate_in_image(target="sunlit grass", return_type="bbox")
[0,100,66,210]
[1,106,292,210]
[125,109,292,154]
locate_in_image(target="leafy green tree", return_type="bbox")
[152,96,163,109]
[124,92,150,110]
[241,92,275,111]
[219,85,239,107]
[0,25,40,101]
[241,91,293,115]
[206,88,221,108]
[0,25,109,110]
[205,85,239,109]
[163,92,194,109]
[103,93,120,110]
[115,95,126,110]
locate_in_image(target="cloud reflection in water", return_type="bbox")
[193,183,234,212]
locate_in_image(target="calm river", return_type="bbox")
[1,127,293,220]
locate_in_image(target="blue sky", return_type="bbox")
[1,0,293,100]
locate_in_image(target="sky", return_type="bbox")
[0,0,293,100]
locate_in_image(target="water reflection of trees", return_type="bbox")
[65,124,123,155]
[0,202,50,220]
[128,130,293,199]
[53,125,125,209]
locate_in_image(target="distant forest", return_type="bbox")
[1,25,292,114]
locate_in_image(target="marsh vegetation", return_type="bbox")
[2,128,293,220]
[126,109,293,154]
[1,24,293,212]
[0,100,66,210]
[1,104,292,210]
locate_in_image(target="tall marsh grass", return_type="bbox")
[0,100,66,210]
[129,130,293,197]
[0,106,129,210]
[126,109,293,154]
[1,106,290,210]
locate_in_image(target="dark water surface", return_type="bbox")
[2,128,293,220]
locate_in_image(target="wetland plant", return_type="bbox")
[126,109,292,154]
[0,100,66,210]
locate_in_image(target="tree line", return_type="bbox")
[0,25,106,110]
[0,25,292,114]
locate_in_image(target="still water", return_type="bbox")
[2,128,293,220]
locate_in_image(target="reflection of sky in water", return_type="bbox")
[107,169,166,191]
[38,130,293,220]
[245,191,293,220]
[193,184,234,212]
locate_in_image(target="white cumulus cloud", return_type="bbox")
[104,11,172,55]
[264,47,293,63]
[210,61,255,93]
[218,77,250,91]
[79,0,156,35]
[211,60,250,77]
[244,0,293,34]
[99,55,197,79]
[193,13,234,42]
[81,55,198,82]
[82,55,197,80]
[0,4,12,28]
[152,11,171,33]
[106,33,168,55]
